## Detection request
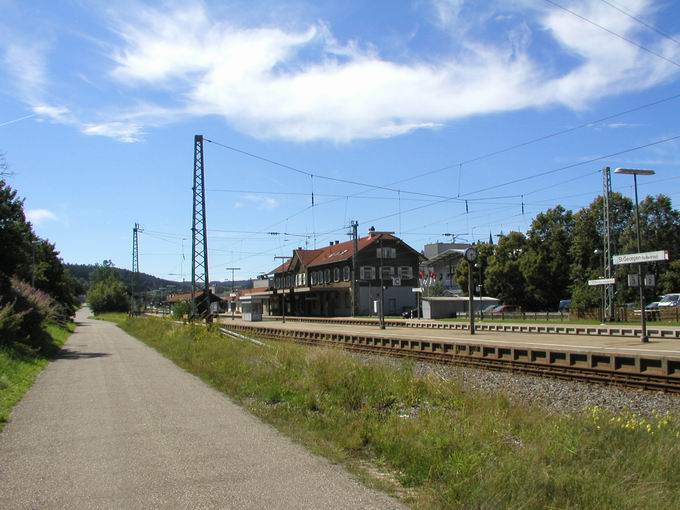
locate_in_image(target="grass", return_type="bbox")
[103,314,680,509]
[0,322,75,430]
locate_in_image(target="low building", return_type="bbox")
[420,242,471,295]
[165,290,223,316]
[261,228,422,317]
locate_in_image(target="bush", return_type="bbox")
[87,279,129,314]
[172,301,190,320]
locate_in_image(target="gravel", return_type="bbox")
[351,353,680,418]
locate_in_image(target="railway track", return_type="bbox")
[220,323,680,394]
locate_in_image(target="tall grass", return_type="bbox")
[0,322,74,430]
[109,315,680,509]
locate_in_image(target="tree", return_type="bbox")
[86,261,129,314]
[660,260,680,295]
[520,206,574,311]
[455,242,495,296]
[619,194,680,302]
[485,232,529,308]
[0,179,32,283]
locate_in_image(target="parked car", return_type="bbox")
[558,299,571,313]
[482,304,497,314]
[658,294,680,308]
[645,301,660,320]
[491,304,516,314]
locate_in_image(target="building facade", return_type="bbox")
[262,228,421,317]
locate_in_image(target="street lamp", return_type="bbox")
[614,167,655,343]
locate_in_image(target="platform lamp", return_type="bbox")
[614,167,655,343]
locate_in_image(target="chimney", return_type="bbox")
[329,241,334,246]
[298,247,302,250]
[334,240,339,245]
[368,226,376,237]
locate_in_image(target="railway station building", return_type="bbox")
[253,228,422,317]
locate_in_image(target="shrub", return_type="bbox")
[172,300,191,320]
[87,279,129,314]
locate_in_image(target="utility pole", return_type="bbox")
[602,167,614,321]
[226,267,240,320]
[350,220,359,317]
[274,256,289,323]
[191,134,211,323]
[131,223,141,314]
[378,236,385,329]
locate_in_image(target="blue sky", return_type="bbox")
[1,0,679,282]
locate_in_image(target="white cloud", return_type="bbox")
[26,208,58,224]
[81,121,144,143]
[233,194,280,210]
[3,0,680,143]
[101,0,679,142]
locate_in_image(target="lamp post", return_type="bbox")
[226,267,240,320]
[378,237,385,329]
[464,247,478,335]
[475,262,483,321]
[614,167,655,343]
[593,249,605,323]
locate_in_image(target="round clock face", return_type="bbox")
[464,247,478,263]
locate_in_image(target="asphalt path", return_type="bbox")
[0,309,403,509]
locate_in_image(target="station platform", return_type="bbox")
[218,317,680,358]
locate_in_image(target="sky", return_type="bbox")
[1,0,679,283]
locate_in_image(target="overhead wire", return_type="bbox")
[544,0,680,69]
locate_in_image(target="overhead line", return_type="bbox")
[544,0,680,68]
[598,0,680,47]
[461,134,680,197]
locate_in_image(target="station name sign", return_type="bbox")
[612,250,668,265]
[588,278,616,286]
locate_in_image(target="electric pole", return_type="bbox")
[274,256,289,323]
[350,220,359,317]
[602,167,614,321]
[226,267,240,320]
[131,223,141,314]
[378,236,385,329]
[191,135,211,323]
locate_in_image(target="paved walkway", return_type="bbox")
[0,309,403,509]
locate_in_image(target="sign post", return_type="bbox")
[614,250,668,342]
[589,278,616,323]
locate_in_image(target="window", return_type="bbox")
[377,247,396,259]
[399,266,413,279]
[343,266,350,281]
[302,273,306,286]
[324,269,331,283]
[333,267,340,282]
[381,266,394,279]
[311,272,316,285]
[360,266,375,280]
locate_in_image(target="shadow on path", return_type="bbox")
[58,348,110,360]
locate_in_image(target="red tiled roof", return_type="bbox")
[271,233,403,273]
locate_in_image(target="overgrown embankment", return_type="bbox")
[0,322,74,430]
[106,314,680,509]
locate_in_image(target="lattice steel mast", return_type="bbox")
[602,166,614,321]
[191,135,211,322]
[131,222,141,314]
